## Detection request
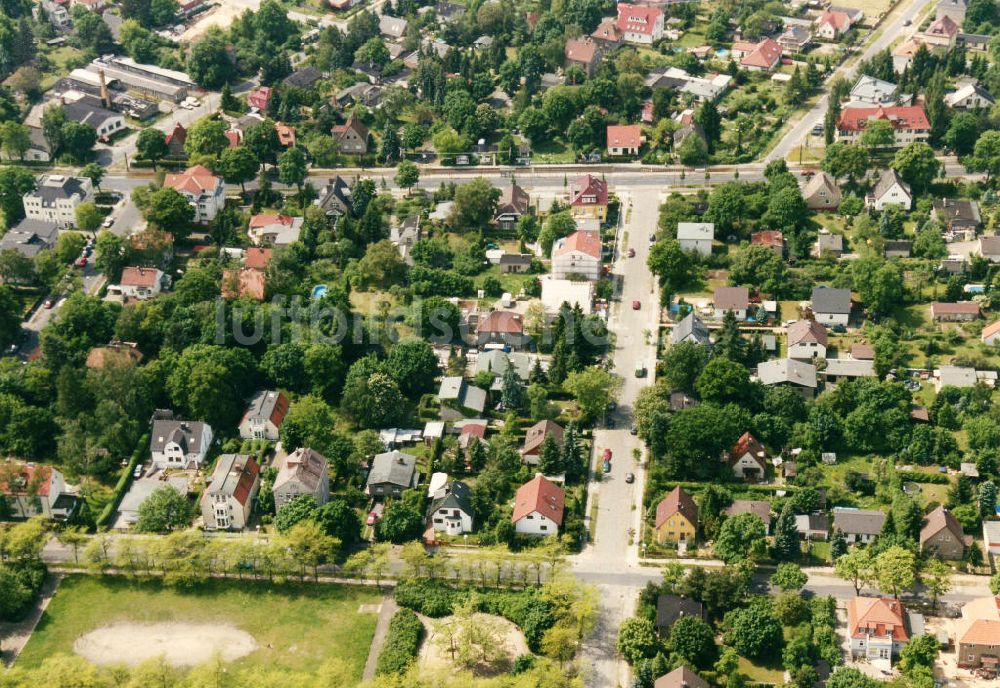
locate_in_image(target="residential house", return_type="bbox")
[787,319,828,360]
[811,287,852,326]
[437,377,487,420]
[367,450,417,497]
[934,198,981,238]
[653,486,698,545]
[956,596,1000,669]
[803,171,842,210]
[937,0,967,23]
[982,321,1000,344]
[552,230,602,280]
[884,240,912,258]
[945,81,995,109]
[521,420,564,464]
[837,106,931,148]
[936,365,978,390]
[565,37,603,76]
[820,358,877,383]
[115,266,166,300]
[750,230,785,257]
[725,500,772,534]
[512,474,565,536]
[713,286,749,320]
[815,9,855,39]
[867,169,913,210]
[540,277,594,314]
[757,358,819,398]
[283,67,323,89]
[918,15,959,48]
[4,127,51,163]
[273,447,330,511]
[921,505,968,559]
[495,183,530,230]
[315,176,351,217]
[379,15,408,39]
[957,31,990,51]
[38,0,72,30]
[238,390,290,441]
[150,419,213,468]
[832,507,886,544]
[163,165,225,224]
[676,222,714,257]
[22,174,92,227]
[607,124,643,156]
[655,596,705,635]
[796,513,830,540]
[247,86,272,111]
[435,0,465,23]
[616,3,664,44]
[0,219,59,259]
[390,216,421,263]
[63,97,124,141]
[850,75,899,106]
[200,454,260,530]
[569,174,609,221]
[591,17,624,48]
[931,301,981,322]
[979,235,1000,262]
[892,38,925,73]
[165,122,187,157]
[984,522,1000,557]
[222,266,266,300]
[499,253,533,274]
[737,38,783,71]
[275,122,296,147]
[247,214,304,246]
[477,310,529,349]
[673,123,706,150]
[848,597,911,662]
[815,233,845,258]
[728,432,768,481]
[0,462,77,520]
[851,343,876,360]
[671,312,711,347]
[428,480,474,536]
[475,350,532,383]
[777,25,812,52]
[331,113,370,155]
[654,667,710,688]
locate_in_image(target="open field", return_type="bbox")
[18,576,380,676]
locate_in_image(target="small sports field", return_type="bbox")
[17,576,380,676]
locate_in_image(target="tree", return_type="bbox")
[648,239,694,296]
[723,599,784,661]
[922,558,951,612]
[315,499,361,546]
[678,133,709,166]
[59,121,97,163]
[341,370,404,429]
[0,166,36,227]
[563,367,621,424]
[973,130,1000,180]
[946,112,979,156]
[616,617,658,665]
[166,344,256,429]
[828,668,879,688]
[668,616,717,668]
[220,82,239,112]
[379,125,399,163]
[661,341,708,392]
[695,357,751,406]
[0,286,20,351]
[772,503,801,562]
[891,142,941,194]
[979,481,997,518]
[278,395,337,455]
[394,159,419,193]
[136,486,192,532]
[730,244,786,295]
[187,29,237,88]
[143,187,195,234]
[500,363,524,411]
[859,118,896,150]
[899,634,939,675]
[278,146,307,195]
[695,101,721,151]
[384,338,439,398]
[376,497,424,543]
[273,494,318,532]
[715,512,767,564]
[831,529,848,559]
[450,178,500,230]
[538,434,563,475]
[771,562,807,591]
[219,146,259,193]
[74,202,102,234]
[93,231,126,282]
[136,128,168,169]
[185,118,229,159]
[875,545,916,598]
[0,121,31,160]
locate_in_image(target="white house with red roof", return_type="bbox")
[728,432,769,481]
[836,106,930,147]
[247,214,305,246]
[512,474,565,536]
[815,10,856,40]
[115,266,166,300]
[0,462,77,520]
[848,596,912,663]
[616,3,664,44]
[163,164,225,224]
[739,38,782,71]
[607,124,644,156]
[239,390,290,441]
[569,174,609,221]
[552,229,602,280]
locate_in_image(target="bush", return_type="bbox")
[375,609,424,675]
[476,590,555,652]
[897,471,950,485]
[395,579,459,617]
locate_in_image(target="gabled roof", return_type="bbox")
[570,174,608,206]
[478,310,524,334]
[513,474,565,525]
[837,106,930,132]
[150,420,210,454]
[429,480,473,516]
[742,38,782,69]
[757,358,818,388]
[925,14,959,37]
[803,170,841,200]
[873,168,911,199]
[671,312,711,346]
[848,596,909,642]
[554,229,602,259]
[982,321,1000,340]
[654,666,710,688]
[751,230,784,249]
[244,247,272,270]
[241,390,289,429]
[787,319,828,347]
[729,432,767,470]
[811,286,851,314]
[920,505,965,545]
[931,301,981,316]
[0,462,55,497]
[851,75,897,102]
[497,183,529,215]
[565,37,601,64]
[817,9,852,31]
[205,454,259,506]
[725,500,772,527]
[591,16,624,42]
[714,286,749,310]
[655,486,698,528]
[332,113,369,141]
[616,3,662,35]
[832,507,886,536]
[607,124,643,149]
[274,447,328,494]
[522,419,564,455]
[655,595,703,629]
[164,165,220,195]
[367,450,417,488]
[119,266,162,288]
[945,81,995,107]
[165,122,186,146]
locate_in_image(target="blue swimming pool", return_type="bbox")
[311,284,328,300]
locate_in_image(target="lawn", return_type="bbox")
[19,576,380,676]
[737,655,785,685]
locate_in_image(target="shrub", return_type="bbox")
[394,579,459,617]
[476,590,555,652]
[375,609,424,675]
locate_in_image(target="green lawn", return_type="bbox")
[19,576,380,676]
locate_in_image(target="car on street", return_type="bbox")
[75,256,87,268]
[648,233,656,242]
[801,169,816,177]
[43,297,56,309]
[632,300,641,310]
[603,448,613,461]
[625,473,635,484]
[602,458,611,473]
[102,217,114,228]
[627,248,635,258]
[635,362,647,377]
[629,424,638,435]
[903,18,911,25]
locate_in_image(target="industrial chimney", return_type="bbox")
[98,69,111,110]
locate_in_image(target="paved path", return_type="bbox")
[361,595,398,681]
[0,574,62,667]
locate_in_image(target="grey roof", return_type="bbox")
[499,253,533,267]
[284,67,323,89]
[204,453,258,503]
[0,219,59,258]
[939,365,977,388]
[757,358,818,388]
[315,176,351,215]
[822,358,876,378]
[30,175,88,204]
[241,389,286,425]
[934,198,981,225]
[795,513,829,533]
[811,286,851,314]
[851,74,898,103]
[367,450,417,488]
[832,507,885,535]
[873,168,911,200]
[437,376,487,412]
[676,222,714,242]
[884,240,912,254]
[379,15,408,37]
[725,500,772,526]
[671,312,711,346]
[62,98,120,130]
[816,233,844,253]
[475,350,532,380]
[150,420,210,454]
[429,480,473,516]
[655,595,703,629]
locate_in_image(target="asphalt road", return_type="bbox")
[765,0,937,162]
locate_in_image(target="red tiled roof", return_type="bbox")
[554,230,602,259]
[478,310,524,334]
[932,301,981,315]
[570,174,608,207]
[591,17,623,42]
[730,431,767,470]
[742,38,782,69]
[848,597,909,642]
[222,268,266,300]
[750,230,784,248]
[817,9,851,32]
[164,165,220,195]
[925,14,959,37]
[244,247,273,270]
[119,266,161,288]
[607,124,643,149]
[616,2,662,35]
[247,86,272,110]
[982,321,1000,339]
[787,319,828,347]
[165,122,186,146]
[249,214,296,229]
[837,106,930,132]
[275,121,296,147]
[565,37,600,64]
[0,463,54,497]
[522,420,564,455]
[512,475,565,525]
[232,456,260,506]
[224,130,241,149]
[655,486,698,529]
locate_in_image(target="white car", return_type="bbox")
[102,217,113,228]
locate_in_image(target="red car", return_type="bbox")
[75,256,87,268]
[632,300,641,310]
[43,297,55,309]
[627,248,636,258]
[603,448,613,461]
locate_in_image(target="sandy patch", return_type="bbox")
[179,0,262,42]
[74,622,258,667]
[418,613,529,675]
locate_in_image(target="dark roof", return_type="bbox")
[429,480,473,517]
[832,507,886,536]
[30,175,88,204]
[0,219,59,258]
[811,287,851,314]
[316,176,351,215]
[873,168,910,199]
[883,240,912,254]
[655,595,704,629]
[654,667,710,688]
[499,253,533,266]
[671,312,711,346]
[367,450,416,488]
[62,98,120,130]
[150,420,210,454]
[920,505,965,545]
[284,66,323,89]
[205,454,259,506]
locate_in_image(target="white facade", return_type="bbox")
[870,181,912,211]
[814,310,849,326]
[788,339,826,359]
[514,510,559,536]
[115,268,164,300]
[430,506,473,535]
[551,246,601,280]
[150,423,213,468]
[676,222,714,257]
[731,454,764,479]
[23,175,92,227]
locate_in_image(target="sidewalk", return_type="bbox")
[0,574,61,667]
[361,595,398,681]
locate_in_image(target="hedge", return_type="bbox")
[375,609,424,676]
[96,433,150,529]
[898,471,950,485]
[394,579,459,617]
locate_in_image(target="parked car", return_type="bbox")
[648,233,656,243]
[625,473,635,484]
[627,248,635,258]
[602,458,611,473]
[102,217,114,228]
[632,300,641,310]
[43,297,55,309]
[75,256,87,267]
[629,424,638,435]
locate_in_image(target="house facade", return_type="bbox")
[0,463,77,520]
[150,419,213,468]
[273,447,330,512]
[332,113,370,154]
[836,106,931,148]
[366,450,417,497]
[200,454,260,530]
[677,222,714,257]
[427,480,474,536]
[787,319,828,360]
[116,267,166,300]
[920,505,967,559]
[616,3,663,44]
[163,165,225,224]
[653,486,698,545]
[832,507,886,544]
[238,390,290,441]
[811,287,852,326]
[23,174,92,227]
[552,230,602,280]
[512,474,565,536]
[728,432,768,481]
[569,174,608,220]
[848,596,910,662]
[607,124,643,156]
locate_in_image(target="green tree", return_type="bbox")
[218,146,259,193]
[136,486,192,532]
[715,512,767,564]
[273,494,319,532]
[143,187,195,235]
[277,146,307,195]
[771,562,807,591]
[74,202,102,234]
[136,127,168,169]
[648,239,694,296]
[184,118,229,158]
[723,599,783,660]
[563,367,621,424]
[899,634,939,675]
[922,558,952,612]
[661,342,709,392]
[891,142,941,195]
[394,159,419,193]
[875,545,916,598]
[668,616,717,669]
[974,129,1000,180]
[376,497,424,543]
[859,118,896,150]
[187,29,238,88]
[93,231,126,282]
[616,617,658,665]
[166,344,256,429]
[450,177,500,230]
[0,121,31,161]
[315,499,362,546]
[695,357,751,406]
[500,363,524,411]
[0,166,35,227]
